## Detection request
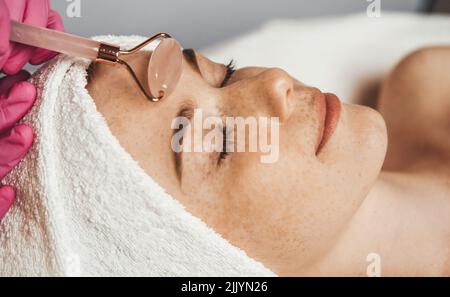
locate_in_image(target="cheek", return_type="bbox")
[177,153,233,230]
[216,109,387,264]
[219,152,336,261]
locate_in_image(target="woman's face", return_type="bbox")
[87,49,387,274]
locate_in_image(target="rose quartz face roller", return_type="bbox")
[10,21,183,101]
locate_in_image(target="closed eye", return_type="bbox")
[219,125,233,163]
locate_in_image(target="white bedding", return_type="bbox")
[203,13,450,104]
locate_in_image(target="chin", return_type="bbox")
[346,103,388,186]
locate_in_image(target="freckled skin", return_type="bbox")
[87,47,450,276]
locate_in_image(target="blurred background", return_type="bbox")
[51,0,449,49]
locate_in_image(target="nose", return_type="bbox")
[258,68,293,122]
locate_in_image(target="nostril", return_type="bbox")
[287,87,293,97]
[251,68,295,122]
[265,68,293,121]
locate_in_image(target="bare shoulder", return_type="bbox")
[377,46,450,171]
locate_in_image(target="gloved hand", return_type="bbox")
[0,71,35,220]
[0,0,64,73]
[0,0,64,220]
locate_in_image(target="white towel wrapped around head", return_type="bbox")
[0,36,275,277]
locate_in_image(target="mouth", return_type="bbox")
[315,92,341,155]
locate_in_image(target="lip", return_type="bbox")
[315,92,341,155]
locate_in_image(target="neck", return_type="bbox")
[304,170,449,276]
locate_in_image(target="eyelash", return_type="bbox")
[218,59,236,162]
[220,59,236,88]
[219,126,233,162]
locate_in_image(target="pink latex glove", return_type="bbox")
[0,0,64,73]
[0,71,34,221]
[0,0,64,221]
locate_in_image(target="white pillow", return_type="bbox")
[203,13,450,103]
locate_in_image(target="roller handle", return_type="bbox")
[10,20,102,60]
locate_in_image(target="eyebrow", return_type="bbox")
[182,48,201,74]
[172,49,217,182]
[170,49,198,183]
[172,100,196,182]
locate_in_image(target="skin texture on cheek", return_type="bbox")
[221,152,346,275]
[179,151,232,230]
[209,101,387,275]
